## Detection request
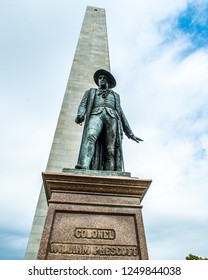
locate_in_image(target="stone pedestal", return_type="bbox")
[37,171,152,260]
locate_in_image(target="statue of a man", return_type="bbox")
[75,69,142,171]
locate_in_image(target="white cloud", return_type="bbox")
[119,0,208,260]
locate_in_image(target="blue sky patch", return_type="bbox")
[176,2,208,49]
[159,2,208,57]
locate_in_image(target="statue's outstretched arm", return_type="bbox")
[119,107,143,143]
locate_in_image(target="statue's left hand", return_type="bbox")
[130,135,143,143]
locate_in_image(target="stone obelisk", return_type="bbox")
[25,6,110,259]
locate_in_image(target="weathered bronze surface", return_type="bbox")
[75,69,143,171]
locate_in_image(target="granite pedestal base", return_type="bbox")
[37,171,152,260]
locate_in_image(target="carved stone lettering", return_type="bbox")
[51,243,91,255]
[50,243,138,256]
[74,228,116,239]
[92,245,138,256]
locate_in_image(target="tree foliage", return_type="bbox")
[186,254,208,260]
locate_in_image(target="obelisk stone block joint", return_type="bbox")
[24,6,111,260]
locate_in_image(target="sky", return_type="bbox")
[0,0,208,260]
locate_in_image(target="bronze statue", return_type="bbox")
[75,69,142,171]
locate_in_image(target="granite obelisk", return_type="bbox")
[25,6,111,259]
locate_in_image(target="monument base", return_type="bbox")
[37,171,152,260]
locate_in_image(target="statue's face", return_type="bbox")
[98,75,108,89]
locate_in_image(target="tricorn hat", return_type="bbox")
[94,69,116,88]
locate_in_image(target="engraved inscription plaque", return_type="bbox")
[49,212,139,258]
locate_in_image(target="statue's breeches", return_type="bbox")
[79,109,117,170]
